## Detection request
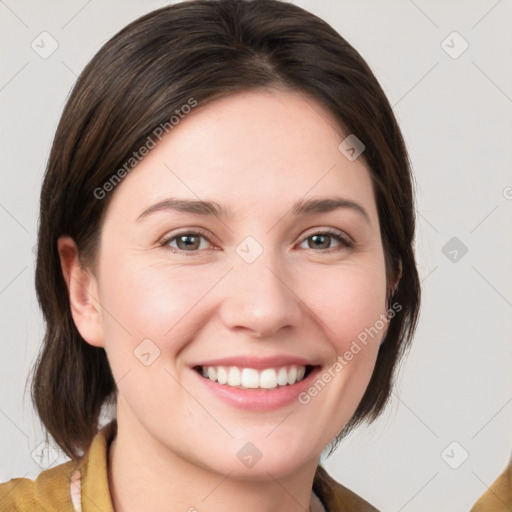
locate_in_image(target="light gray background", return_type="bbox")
[1,0,511,510]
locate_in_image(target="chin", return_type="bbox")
[203,434,322,481]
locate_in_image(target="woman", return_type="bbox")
[0,0,420,510]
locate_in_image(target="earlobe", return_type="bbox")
[57,236,104,348]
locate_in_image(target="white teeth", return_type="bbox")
[207,367,217,381]
[287,366,297,385]
[200,364,308,389]
[260,368,277,389]
[241,368,260,388]
[217,366,228,385]
[228,367,241,386]
[277,367,288,386]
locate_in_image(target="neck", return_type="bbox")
[107,414,322,512]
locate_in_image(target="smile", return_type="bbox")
[197,365,310,390]
[192,362,322,411]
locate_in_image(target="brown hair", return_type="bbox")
[31,0,420,461]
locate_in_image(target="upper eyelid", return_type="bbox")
[300,226,352,242]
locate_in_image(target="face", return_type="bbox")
[75,89,388,478]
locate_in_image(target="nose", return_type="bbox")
[219,252,303,339]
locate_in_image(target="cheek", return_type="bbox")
[303,261,388,353]
[97,257,220,353]
[96,260,212,409]
[289,261,387,445]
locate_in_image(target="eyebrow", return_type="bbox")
[136,196,371,224]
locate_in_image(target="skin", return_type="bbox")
[59,89,393,512]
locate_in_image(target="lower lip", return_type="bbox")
[193,367,321,411]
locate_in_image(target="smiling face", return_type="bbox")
[69,89,389,479]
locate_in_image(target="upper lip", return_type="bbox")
[191,355,319,369]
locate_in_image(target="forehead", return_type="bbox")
[104,89,378,224]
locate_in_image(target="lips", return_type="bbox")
[192,359,322,411]
[191,355,319,394]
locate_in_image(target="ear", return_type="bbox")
[380,258,403,346]
[57,235,104,348]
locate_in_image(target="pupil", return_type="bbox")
[310,234,329,249]
[179,235,198,250]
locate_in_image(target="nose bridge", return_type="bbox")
[220,237,302,337]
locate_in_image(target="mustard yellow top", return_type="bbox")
[0,419,379,511]
[470,462,512,511]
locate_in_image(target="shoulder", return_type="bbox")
[470,462,512,511]
[0,420,116,512]
[314,465,380,512]
[0,460,77,512]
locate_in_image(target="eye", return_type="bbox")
[161,230,214,253]
[298,229,353,252]
[160,228,353,254]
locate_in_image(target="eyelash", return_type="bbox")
[159,228,354,255]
